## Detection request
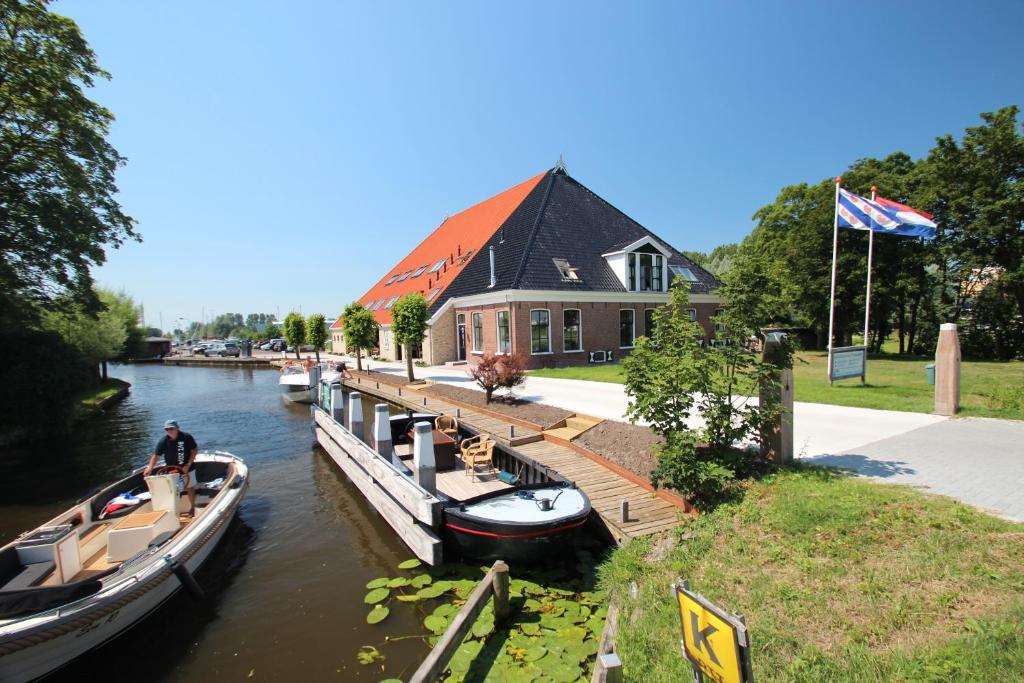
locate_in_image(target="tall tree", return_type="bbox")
[282,312,306,359]
[391,293,429,381]
[0,0,137,325]
[342,302,378,372]
[306,313,327,363]
[40,287,140,381]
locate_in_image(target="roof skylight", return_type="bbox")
[429,259,446,274]
[371,299,385,311]
[427,287,441,301]
[385,274,400,285]
[396,270,413,282]
[412,265,428,278]
[553,258,581,281]
[670,265,698,282]
[384,296,400,310]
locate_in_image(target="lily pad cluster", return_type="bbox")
[359,552,607,683]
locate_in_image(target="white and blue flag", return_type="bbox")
[837,188,937,238]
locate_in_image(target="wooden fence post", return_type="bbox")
[492,560,510,623]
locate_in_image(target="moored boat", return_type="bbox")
[279,365,338,403]
[386,412,592,563]
[0,452,249,682]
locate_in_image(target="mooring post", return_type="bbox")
[372,404,396,464]
[510,424,515,438]
[935,323,961,416]
[492,560,510,623]
[348,391,363,438]
[620,499,629,523]
[309,365,321,405]
[330,383,344,423]
[412,420,436,494]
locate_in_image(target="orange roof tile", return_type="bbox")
[355,171,547,325]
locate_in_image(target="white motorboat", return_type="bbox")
[0,452,249,682]
[279,365,338,403]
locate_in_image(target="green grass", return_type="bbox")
[598,467,1024,682]
[74,377,130,416]
[530,352,1024,420]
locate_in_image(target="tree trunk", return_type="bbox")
[405,345,414,382]
[356,347,363,371]
[101,360,108,381]
[294,346,301,360]
[897,298,906,354]
[485,386,493,404]
[315,347,320,363]
[908,294,920,354]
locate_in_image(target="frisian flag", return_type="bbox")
[837,188,937,238]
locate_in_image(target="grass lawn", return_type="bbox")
[74,377,130,417]
[531,353,1024,420]
[598,467,1024,682]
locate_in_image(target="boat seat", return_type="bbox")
[2,561,55,591]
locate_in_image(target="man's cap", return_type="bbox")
[164,420,180,429]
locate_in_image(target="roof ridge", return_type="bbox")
[510,170,557,288]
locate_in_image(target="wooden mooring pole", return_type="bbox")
[409,561,509,683]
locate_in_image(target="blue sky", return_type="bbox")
[55,0,1024,331]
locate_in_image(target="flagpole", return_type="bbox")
[862,185,877,385]
[827,177,842,385]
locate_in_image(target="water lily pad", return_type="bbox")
[411,574,433,588]
[417,581,452,599]
[398,558,422,570]
[356,645,384,665]
[366,577,390,589]
[379,679,403,683]
[364,587,390,604]
[449,640,483,674]
[520,622,541,636]
[471,613,494,639]
[523,645,548,662]
[424,614,449,635]
[367,605,390,624]
[387,577,410,588]
[396,594,421,602]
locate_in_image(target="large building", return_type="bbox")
[343,166,724,368]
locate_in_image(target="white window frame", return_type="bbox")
[562,308,583,353]
[471,312,484,353]
[530,308,551,355]
[687,308,697,322]
[714,308,726,334]
[496,310,511,354]
[619,309,635,349]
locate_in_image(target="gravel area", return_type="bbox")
[574,420,664,480]
[423,384,572,430]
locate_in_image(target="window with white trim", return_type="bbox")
[472,312,483,352]
[714,308,726,333]
[553,258,580,281]
[563,309,582,352]
[619,309,635,348]
[639,253,664,291]
[687,308,697,322]
[530,310,550,354]
[627,253,637,291]
[496,310,510,354]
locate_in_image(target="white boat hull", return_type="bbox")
[0,455,248,682]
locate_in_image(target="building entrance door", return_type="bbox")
[456,314,467,361]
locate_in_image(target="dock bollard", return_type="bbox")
[510,424,515,438]
[348,392,363,438]
[372,404,396,464]
[412,421,436,494]
[330,383,344,424]
[620,499,629,523]
[308,365,321,405]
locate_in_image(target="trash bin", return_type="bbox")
[925,363,935,385]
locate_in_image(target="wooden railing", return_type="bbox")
[409,561,510,683]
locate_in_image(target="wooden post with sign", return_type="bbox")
[674,580,754,683]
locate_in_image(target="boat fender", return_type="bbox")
[164,556,206,601]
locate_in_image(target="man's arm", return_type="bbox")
[145,439,163,476]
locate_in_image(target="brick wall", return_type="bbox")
[452,300,723,369]
[425,306,457,365]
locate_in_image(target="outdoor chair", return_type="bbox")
[460,435,496,482]
[436,415,459,440]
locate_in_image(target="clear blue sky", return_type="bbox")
[55,0,1024,331]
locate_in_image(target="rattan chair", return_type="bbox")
[460,435,496,481]
[436,415,459,440]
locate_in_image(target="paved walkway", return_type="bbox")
[328,354,1024,522]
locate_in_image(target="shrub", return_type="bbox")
[470,353,527,403]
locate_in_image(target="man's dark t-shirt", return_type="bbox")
[155,431,197,468]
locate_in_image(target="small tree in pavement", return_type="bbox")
[283,312,306,360]
[391,293,429,382]
[306,313,328,363]
[342,302,379,372]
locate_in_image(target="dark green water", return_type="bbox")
[0,363,431,682]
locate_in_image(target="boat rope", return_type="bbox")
[0,478,244,657]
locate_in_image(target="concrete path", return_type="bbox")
[328,354,1024,522]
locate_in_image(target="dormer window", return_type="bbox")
[606,237,672,292]
[553,258,580,281]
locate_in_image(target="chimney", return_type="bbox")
[489,246,496,288]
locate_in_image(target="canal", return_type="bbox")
[0,363,431,681]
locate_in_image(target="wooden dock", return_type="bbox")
[342,377,686,544]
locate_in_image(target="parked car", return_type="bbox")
[203,343,226,356]
[221,341,241,357]
[269,338,287,352]
[259,341,273,351]
[192,343,210,355]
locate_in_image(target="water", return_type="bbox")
[0,364,432,682]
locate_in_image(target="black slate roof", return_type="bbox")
[430,168,722,315]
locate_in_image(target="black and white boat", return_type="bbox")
[0,453,248,682]
[387,412,591,563]
[279,365,339,404]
